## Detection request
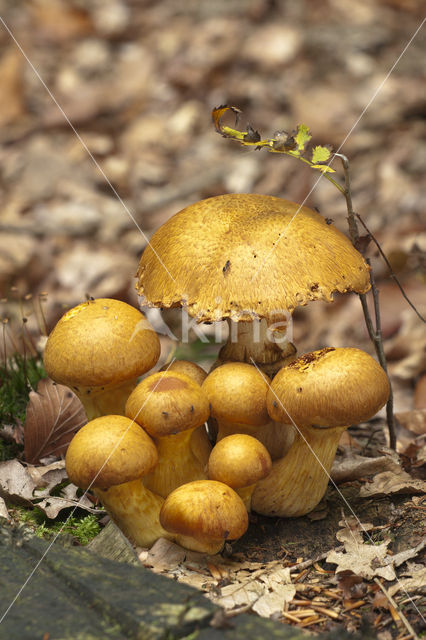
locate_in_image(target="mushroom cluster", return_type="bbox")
[45,194,390,554]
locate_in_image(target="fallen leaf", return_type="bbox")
[0,459,38,505]
[27,460,68,497]
[327,542,395,581]
[0,422,25,445]
[332,452,401,484]
[395,409,426,436]
[336,571,366,599]
[0,496,10,520]
[24,378,86,464]
[35,494,99,518]
[0,459,99,518]
[388,562,426,597]
[391,539,425,568]
[142,537,187,572]
[359,469,426,497]
[327,518,395,581]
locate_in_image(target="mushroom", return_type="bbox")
[159,480,249,554]
[125,371,211,497]
[136,194,371,377]
[208,434,272,510]
[44,298,160,420]
[251,348,390,517]
[202,362,294,459]
[65,415,172,547]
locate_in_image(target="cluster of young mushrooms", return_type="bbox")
[44,194,390,555]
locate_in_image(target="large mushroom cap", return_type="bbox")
[44,298,160,388]
[160,480,248,542]
[267,347,390,427]
[65,415,158,489]
[136,194,371,322]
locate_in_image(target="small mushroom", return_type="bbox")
[251,348,390,517]
[65,415,172,547]
[208,434,272,510]
[44,298,160,420]
[160,480,248,554]
[125,371,210,497]
[202,362,294,459]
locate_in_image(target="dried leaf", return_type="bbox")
[359,470,426,498]
[27,460,68,497]
[142,537,186,572]
[336,571,366,599]
[0,496,10,520]
[388,562,426,597]
[24,378,86,464]
[35,494,99,519]
[0,459,38,505]
[327,519,395,580]
[395,409,426,436]
[331,452,401,484]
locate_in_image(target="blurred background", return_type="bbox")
[0,0,425,414]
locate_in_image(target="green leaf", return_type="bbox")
[311,145,332,164]
[311,164,336,173]
[294,124,311,152]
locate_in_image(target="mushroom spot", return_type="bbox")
[150,377,188,392]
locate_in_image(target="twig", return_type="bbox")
[356,213,425,323]
[374,578,419,640]
[289,546,344,573]
[335,153,396,450]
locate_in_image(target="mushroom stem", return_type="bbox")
[217,318,296,376]
[235,484,257,511]
[216,419,294,460]
[95,480,174,547]
[251,425,346,517]
[76,378,139,421]
[143,428,210,498]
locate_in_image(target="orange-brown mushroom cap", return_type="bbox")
[44,298,160,388]
[125,371,210,438]
[136,194,371,322]
[202,362,270,427]
[160,480,248,542]
[267,347,390,427]
[65,415,158,490]
[208,434,272,489]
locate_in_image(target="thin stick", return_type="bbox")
[374,578,419,640]
[356,213,425,323]
[335,153,396,450]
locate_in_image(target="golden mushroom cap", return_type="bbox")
[65,415,158,490]
[125,371,210,437]
[159,360,207,386]
[202,362,270,426]
[136,194,371,322]
[159,480,248,541]
[208,434,272,488]
[44,298,160,388]
[267,347,390,428]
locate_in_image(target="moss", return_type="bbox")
[0,353,46,430]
